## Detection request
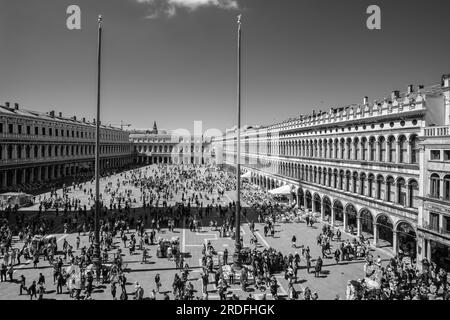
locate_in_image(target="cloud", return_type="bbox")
[135,0,239,19]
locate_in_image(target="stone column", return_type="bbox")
[392,230,398,255]
[343,211,348,231]
[373,222,378,246]
[357,217,362,237]
[426,239,431,261]
[320,202,325,221]
[30,168,34,183]
[331,206,335,226]
[396,141,401,163]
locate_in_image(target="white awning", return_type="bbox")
[241,172,252,179]
[268,184,297,195]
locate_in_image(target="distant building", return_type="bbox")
[129,123,213,165]
[0,103,133,193]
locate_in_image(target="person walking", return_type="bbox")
[291,235,297,248]
[19,275,27,295]
[111,281,117,300]
[28,281,37,300]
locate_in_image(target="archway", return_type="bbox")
[313,193,321,213]
[323,197,332,222]
[360,209,373,235]
[305,191,312,211]
[297,188,304,208]
[377,214,394,246]
[333,200,344,224]
[345,204,357,231]
[396,221,417,260]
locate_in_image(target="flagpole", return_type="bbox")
[93,14,103,271]
[233,14,242,269]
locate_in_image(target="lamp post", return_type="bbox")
[93,14,103,271]
[233,14,242,269]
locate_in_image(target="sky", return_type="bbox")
[1,0,450,133]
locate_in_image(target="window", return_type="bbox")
[429,212,440,232]
[26,126,30,135]
[0,123,3,133]
[49,128,52,136]
[18,125,22,134]
[430,150,441,160]
[35,127,38,135]
[430,174,440,198]
[445,216,450,234]
[444,150,450,161]
[8,124,13,134]
[42,127,46,135]
[444,175,450,201]
[55,129,58,137]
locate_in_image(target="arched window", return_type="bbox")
[345,171,351,191]
[376,175,384,200]
[369,137,376,161]
[430,173,440,198]
[354,138,360,160]
[397,178,406,205]
[408,180,419,208]
[368,174,375,198]
[362,137,368,161]
[347,138,352,160]
[410,135,419,164]
[360,173,366,195]
[340,139,345,159]
[388,136,396,162]
[398,136,407,163]
[379,136,386,162]
[386,176,395,202]
[352,172,358,193]
[444,175,450,201]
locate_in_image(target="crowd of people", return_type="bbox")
[0,163,448,300]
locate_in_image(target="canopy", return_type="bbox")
[268,184,296,195]
[241,172,252,179]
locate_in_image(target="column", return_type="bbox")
[331,207,335,226]
[37,167,42,182]
[396,141,401,163]
[30,168,34,183]
[320,202,324,221]
[392,230,398,254]
[304,193,307,210]
[343,211,348,231]
[357,217,362,237]
[373,222,378,246]
[426,239,431,261]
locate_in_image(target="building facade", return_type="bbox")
[130,123,213,165]
[417,75,450,270]
[0,103,134,193]
[213,74,450,263]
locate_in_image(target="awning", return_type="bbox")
[268,184,297,195]
[241,172,252,179]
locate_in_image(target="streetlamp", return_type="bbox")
[93,14,103,272]
[233,14,242,269]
